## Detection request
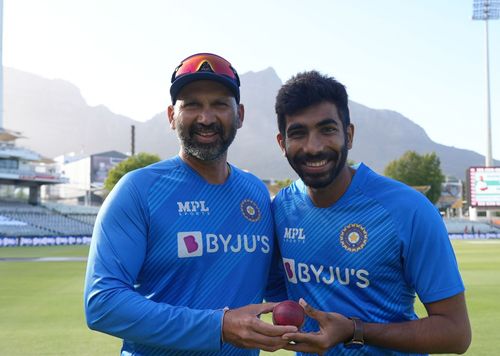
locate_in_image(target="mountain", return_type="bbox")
[5,68,137,157]
[4,67,497,180]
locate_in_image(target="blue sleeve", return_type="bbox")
[264,238,288,302]
[402,199,465,304]
[83,172,224,351]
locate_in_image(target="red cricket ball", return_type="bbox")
[272,300,305,327]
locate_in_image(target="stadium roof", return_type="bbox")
[0,128,24,142]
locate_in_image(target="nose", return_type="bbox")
[197,107,217,125]
[302,132,324,155]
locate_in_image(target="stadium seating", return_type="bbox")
[0,200,97,238]
[443,218,500,234]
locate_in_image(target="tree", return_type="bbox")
[104,152,161,192]
[275,178,293,189]
[384,151,444,204]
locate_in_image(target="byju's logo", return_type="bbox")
[282,257,297,284]
[283,227,306,243]
[178,231,203,258]
[281,257,370,288]
[177,201,210,216]
[177,231,270,258]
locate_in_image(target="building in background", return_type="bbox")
[47,150,127,205]
[437,176,464,218]
[0,129,67,204]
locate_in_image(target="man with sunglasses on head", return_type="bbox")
[84,53,294,355]
[271,71,471,355]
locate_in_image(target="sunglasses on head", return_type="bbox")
[171,53,240,86]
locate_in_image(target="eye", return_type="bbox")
[287,129,306,139]
[321,126,337,134]
[182,101,200,108]
[214,101,230,107]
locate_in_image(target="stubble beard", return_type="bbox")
[176,116,238,162]
[287,140,348,189]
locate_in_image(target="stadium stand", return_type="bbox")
[443,218,500,234]
[444,218,500,239]
[0,200,98,246]
[43,202,99,227]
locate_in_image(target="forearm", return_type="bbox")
[85,286,223,351]
[364,315,470,354]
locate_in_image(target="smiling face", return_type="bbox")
[277,101,353,189]
[168,80,243,162]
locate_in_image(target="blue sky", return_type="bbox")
[3,0,500,160]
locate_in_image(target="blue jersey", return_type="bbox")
[84,156,282,355]
[272,163,464,356]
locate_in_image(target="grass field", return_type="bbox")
[0,240,498,355]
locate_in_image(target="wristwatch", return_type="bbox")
[344,317,364,349]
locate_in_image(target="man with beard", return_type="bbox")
[271,71,471,355]
[84,53,295,355]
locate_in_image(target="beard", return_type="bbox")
[286,140,348,189]
[176,116,238,161]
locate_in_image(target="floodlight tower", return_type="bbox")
[472,1,499,222]
[473,0,499,168]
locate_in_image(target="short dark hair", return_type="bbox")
[275,70,350,136]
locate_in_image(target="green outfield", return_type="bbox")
[0,240,498,355]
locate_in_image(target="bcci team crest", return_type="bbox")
[240,199,261,222]
[340,224,368,252]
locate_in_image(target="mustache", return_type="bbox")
[189,123,224,136]
[294,151,339,165]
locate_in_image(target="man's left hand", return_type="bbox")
[282,298,352,355]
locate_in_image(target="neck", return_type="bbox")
[307,166,355,208]
[179,151,230,184]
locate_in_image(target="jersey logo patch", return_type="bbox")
[240,199,261,222]
[340,224,368,252]
[178,231,203,257]
[177,201,210,215]
[282,258,297,284]
[283,227,306,243]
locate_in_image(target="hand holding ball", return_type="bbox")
[272,300,305,327]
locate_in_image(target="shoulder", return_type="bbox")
[357,164,435,213]
[100,157,186,218]
[356,164,445,245]
[122,156,184,186]
[108,156,186,204]
[230,164,270,196]
[272,180,306,207]
[129,156,183,177]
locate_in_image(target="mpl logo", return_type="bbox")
[178,231,203,258]
[177,201,210,216]
[282,257,297,284]
[283,227,306,243]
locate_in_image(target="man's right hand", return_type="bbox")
[222,303,298,352]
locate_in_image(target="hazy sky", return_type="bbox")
[3,0,500,160]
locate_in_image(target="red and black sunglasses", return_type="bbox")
[171,53,240,86]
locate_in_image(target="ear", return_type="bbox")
[167,105,176,130]
[346,123,354,150]
[236,103,245,129]
[277,132,286,156]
